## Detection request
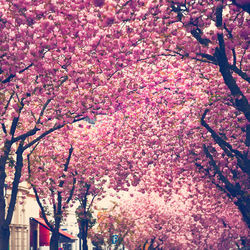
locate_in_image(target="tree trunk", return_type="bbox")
[0,142,11,250]
[0,224,10,250]
[82,236,88,250]
[0,142,24,250]
[50,230,60,250]
[81,219,89,250]
[234,193,250,228]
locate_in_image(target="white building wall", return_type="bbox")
[6,181,40,250]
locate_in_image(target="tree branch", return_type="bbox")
[13,127,40,144]
[27,151,54,231]
[229,64,250,83]
[5,140,24,225]
[195,162,231,198]
[203,144,240,195]
[2,63,33,84]
[201,109,243,159]
[59,146,74,188]
[36,99,52,125]
[10,100,24,137]
[64,177,76,207]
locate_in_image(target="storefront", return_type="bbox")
[30,218,77,250]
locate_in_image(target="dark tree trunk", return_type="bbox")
[78,184,93,250]
[234,193,250,228]
[202,143,250,228]
[81,219,89,250]
[50,230,60,250]
[82,236,88,250]
[0,141,11,250]
[0,141,24,249]
[0,224,10,250]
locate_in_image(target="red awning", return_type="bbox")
[31,218,77,240]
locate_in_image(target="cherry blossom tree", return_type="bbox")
[26,131,75,250]
[87,0,250,228]
[27,145,75,250]
[1,1,249,249]
[92,55,249,226]
[0,0,143,248]
[102,179,249,249]
[76,183,99,250]
[26,123,109,250]
[89,205,135,250]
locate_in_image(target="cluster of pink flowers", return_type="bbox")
[0,0,249,247]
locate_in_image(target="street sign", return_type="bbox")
[112,234,119,244]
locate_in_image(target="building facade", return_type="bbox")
[5,182,92,250]
[5,182,40,250]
